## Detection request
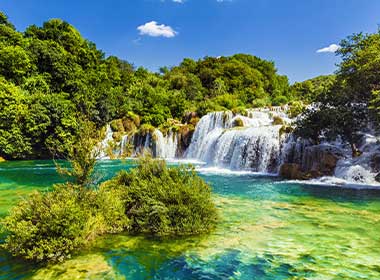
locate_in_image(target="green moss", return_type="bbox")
[126,111,141,127]
[105,140,117,159]
[138,124,156,136]
[189,117,200,127]
[231,107,248,116]
[112,132,122,143]
[121,118,135,133]
[272,116,285,125]
[232,117,244,127]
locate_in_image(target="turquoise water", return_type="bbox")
[1,160,380,279]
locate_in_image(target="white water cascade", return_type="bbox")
[186,110,290,173]
[332,133,380,185]
[97,107,380,186]
[153,130,179,159]
[97,124,114,159]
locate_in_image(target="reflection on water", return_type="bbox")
[1,160,380,279]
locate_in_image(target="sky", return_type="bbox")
[1,0,380,83]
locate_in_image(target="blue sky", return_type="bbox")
[1,0,380,82]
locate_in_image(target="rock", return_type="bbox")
[370,152,380,173]
[279,163,306,180]
[189,117,200,127]
[232,118,244,127]
[301,144,343,176]
[122,118,137,132]
[183,112,198,124]
[110,119,124,133]
[281,144,344,180]
[279,125,293,137]
[375,173,380,183]
[272,116,284,125]
[179,125,195,151]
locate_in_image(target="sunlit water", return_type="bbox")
[1,160,380,279]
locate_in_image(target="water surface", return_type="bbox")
[1,160,380,279]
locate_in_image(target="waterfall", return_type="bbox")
[333,133,380,185]
[98,124,114,159]
[97,108,380,186]
[119,135,129,157]
[186,110,289,173]
[154,130,179,159]
[98,126,180,159]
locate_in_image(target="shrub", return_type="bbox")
[1,185,92,263]
[138,123,156,136]
[1,157,217,263]
[110,119,124,133]
[0,183,131,263]
[272,95,288,106]
[101,157,218,236]
[252,98,269,108]
[288,101,305,118]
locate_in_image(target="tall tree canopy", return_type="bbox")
[296,29,380,154]
[0,12,291,160]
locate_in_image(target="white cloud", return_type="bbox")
[137,21,178,38]
[316,44,340,53]
[172,0,184,3]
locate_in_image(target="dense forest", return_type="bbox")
[0,12,298,160]
[1,10,379,160]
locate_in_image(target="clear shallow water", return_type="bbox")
[1,160,380,279]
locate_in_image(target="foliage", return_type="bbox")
[101,156,218,236]
[54,119,100,187]
[0,185,112,263]
[288,101,305,118]
[1,157,217,263]
[0,13,299,160]
[290,75,335,103]
[295,30,380,153]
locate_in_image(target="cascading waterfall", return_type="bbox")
[153,130,179,159]
[97,124,114,159]
[98,107,380,186]
[99,128,180,159]
[186,110,290,173]
[332,133,380,185]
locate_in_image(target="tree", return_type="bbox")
[296,30,380,156]
[55,118,100,187]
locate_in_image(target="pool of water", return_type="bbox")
[1,160,380,279]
